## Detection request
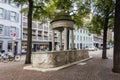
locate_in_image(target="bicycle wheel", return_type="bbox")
[0,56,2,62]
[14,55,21,61]
[1,58,9,63]
[9,56,14,61]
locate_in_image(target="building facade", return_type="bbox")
[69,28,94,50]
[0,0,21,55]
[93,29,113,49]
[22,17,59,52]
[93,35,103,48]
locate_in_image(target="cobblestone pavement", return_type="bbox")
[0,48,120,80]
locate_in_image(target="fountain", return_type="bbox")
[24,12,90,72]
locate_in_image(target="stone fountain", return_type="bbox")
[24,12,90,72]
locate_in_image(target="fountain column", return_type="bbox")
[64,28,68,50]
[52,30,55,51]
[60,31,62,50]
[71,30,74,49]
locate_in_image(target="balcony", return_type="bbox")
[38,36,43,40]
[55,38,59,42]
[32,30,36,35]
[44,37,48,40]
[49,37,52,41]
[44,31,48,37]
[23,22,27,28]
[32,22,37,28]
[38,31,42,35]
[23,35,27,39]
[38,26,43,30]
[54,33,58,38]
[23,30,27,34]
[32,36,37,39]
[44,34,48,37]
[44,26,48,30]
[23,17,27,22]
[32,32,36,35]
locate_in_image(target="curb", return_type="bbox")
[23,56,93,72]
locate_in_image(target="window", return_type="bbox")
[0,43,2,51]
[84,36,85,41]
[5,26,10,36]
[0,25,3,35]
[8,0,18,7]
[0,0,7,3]
[80,29,82,33]
[11,27,16,36]
[10,3,17,7]
[77,43,79,49]
[0,8,3,18]
[10,12,16,21]
[8,43,12,52]
[80,36,82,41]
[77,35,79,40]
[83,30,85,33]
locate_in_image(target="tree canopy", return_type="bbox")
[11,0,92,64]
[88,0,115,59]
[12,0,91,27]
[89,0,115,35]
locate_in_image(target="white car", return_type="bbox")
[85,47,97,51]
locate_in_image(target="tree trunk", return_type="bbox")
[102,17,109,59]
[112,0,120,73]
[67,29,69,50]
[25,0,33,64]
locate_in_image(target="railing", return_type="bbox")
[32,36,37,39]
[23,22,27,28]
[32,22,37,28]
[38,36,43,40]
[44,26,48,30]
[23,35,27,39]
[44,37,48,40]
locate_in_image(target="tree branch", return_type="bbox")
[33,6,42,9]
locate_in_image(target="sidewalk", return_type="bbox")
[0,48,120,80]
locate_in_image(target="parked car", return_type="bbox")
[99,45,112,49]
[85,46,97,51]
[21,50,27,54]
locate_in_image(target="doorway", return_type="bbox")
[0,42,2,52]
[14,42,18,55]
[80,43,82,49]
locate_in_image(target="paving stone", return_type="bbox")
[0,48,120,80]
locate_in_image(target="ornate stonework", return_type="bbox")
[32,50,89,69]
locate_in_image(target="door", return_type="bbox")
[14,42,17,55]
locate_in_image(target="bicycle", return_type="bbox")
[0,52,21,63]
[0,53,9,63]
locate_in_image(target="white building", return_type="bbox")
[0,0,21,55]
[70,28,94,50]
[93,35,103,48]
